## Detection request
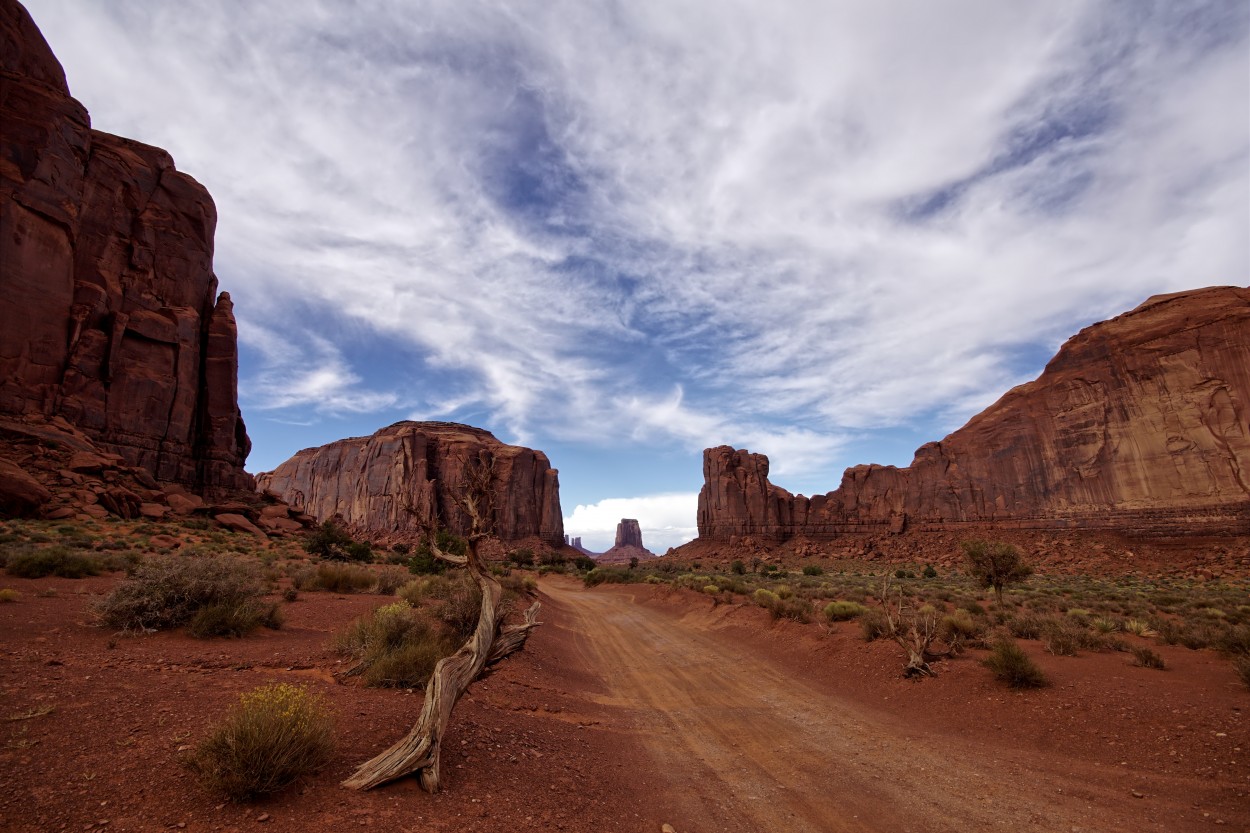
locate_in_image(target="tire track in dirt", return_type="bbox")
[542,579,1142,833]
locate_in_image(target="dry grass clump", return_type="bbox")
[1233,656,1250,690]
[335,601,455,688]
[1130,645,1166,669]
[753,588,811,623]
[188,683,333,799]
[984,639,1048,688]
[292,562,375,594]
[5,545,101,578]
[94,555,270,634]
[0,588,19,602]
[372,566,409,596]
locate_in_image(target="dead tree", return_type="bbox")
[342,456,541,792]
[879,578,950,678]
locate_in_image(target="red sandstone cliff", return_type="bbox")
[0,0,251,493]
[256,422,564,545]
[699,286,1250,541]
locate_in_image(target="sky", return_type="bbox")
[24,0,1249,552]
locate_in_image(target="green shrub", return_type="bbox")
[1216,624,1250,656]
[1130,645,1166,669]
[823,601,868,621]
[984,639,1048,688]
[335,602,455,688]
[922,565,938,579]
[802,565,823,576]
[730,559,745,575]
[1007,613,1046,640]
[188,683,334,799]
[94,556,264,632]
[938,610,986,649]
[6,546,101,578]
[1044,627,1081,657]
[703,584,721,595]
[584,567,631,587]
[433,578,483,641]
[1234,656,1250,689]
[0,588,18,602]
[188,600,282,638]
[508,548,535,567]
[303,521,356,560]
[962,540,1032,605]
[373,567,408,596]
[754,588,780,608]
[295,563,375,594]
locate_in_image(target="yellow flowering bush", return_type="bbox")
[189,683,334,799]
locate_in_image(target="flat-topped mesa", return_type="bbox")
[699,286,1250,542]
[256,421,564,545]
[0,0,252,493]
[615,518,644,549]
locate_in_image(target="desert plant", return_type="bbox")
[187,599,283,638]
[295,562,375,594]
[922,565,938,579]
[730,559,745,575]
[984,639,1048,688]
[962,540,1032,605]
[508,548,534,567]
[94,556,265,632]
[6,546,101,579]
[0,588,18,602]
[1130,645,1166,669]
[1123,618,1154,637]
[335,601,455,688]
[802,565,823,576]
[1044,626,1081,657]
[860,608,889,642]
[373,567,409,596]
[823,600,868,621]
[583,567,632,587]
[188,682,334,799]
[303,521,356,560]
[937,610,986,652]
[1234,656,1250,690]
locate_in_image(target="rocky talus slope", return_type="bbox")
[699,286,1250,542]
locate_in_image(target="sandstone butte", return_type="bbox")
[594,518,659,565]
[699,286,1250,543]
[256,421,564,546]
[0,0,251,494]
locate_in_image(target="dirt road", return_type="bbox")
[542,578,1202,833]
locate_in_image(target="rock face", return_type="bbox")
[699,287,1250,541]
[256,422,564,545]
[0,0,251,493]
[596,518,658,564]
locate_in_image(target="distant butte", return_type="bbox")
[595,518,659,565]
[697,286,1250,544]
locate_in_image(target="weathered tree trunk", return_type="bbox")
[342,537,541,792]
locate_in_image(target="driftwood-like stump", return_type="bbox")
[342,538,541,792]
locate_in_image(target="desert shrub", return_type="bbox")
[6,545,101,579]
[1130,645,1166,669]
[984,639,1048,688]
[959,600,988,617]
[1123,618,1154,637]
[962,540,1032,605]
[774,584,794,600]
[94,556,263,632]
[0,588,18,602]
[824,601,868,621]
[860,608,890,642]
[188,600,282,638]
[802,565,823,576]
[335,602,455,688]
[295,563,375,594]
[345,541,373,562]
[754,588,780,608]
[434,578,483,640]
[1234,656,1250,689]
[730,559,745,575]
[303,521,356,560]
[938,610,986,650]
[584,567,632,587]
[1006,613,1047,640]
[922,565,938,579]
[373,567,409,596]
[188,683,333,799]
[1044,626,1081,657]
[282,587,298,603]
[1216,624,1250,657]
[508,548,535,567]
[703,584,721,595]
[1091,616,1120,634]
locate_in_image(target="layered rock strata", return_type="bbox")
[256,422,564,545]
[699,286,1250,541]
[0,0,251,493]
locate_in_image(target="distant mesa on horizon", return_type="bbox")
[694,285,1250,546]
[257,421,563,546]
[594,518,659,565]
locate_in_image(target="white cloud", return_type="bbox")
[25,0,1249,501]
[564,493,700,553]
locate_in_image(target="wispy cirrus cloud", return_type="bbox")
[27,0,1249,515]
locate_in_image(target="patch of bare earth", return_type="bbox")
[1,570,1245,833]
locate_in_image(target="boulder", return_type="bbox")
[0,458,51,517]
[256,421,564,545]
[698,287,1250,542]
[215,513,267,538]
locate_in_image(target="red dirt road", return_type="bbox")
[542,578,1249,833]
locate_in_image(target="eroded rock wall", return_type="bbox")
[256,421,564,545]
[699,286,1250,541]
[0,0,251,492]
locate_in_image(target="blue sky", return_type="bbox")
[25,0,1249,551]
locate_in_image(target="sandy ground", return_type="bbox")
[0,571,1246,833]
